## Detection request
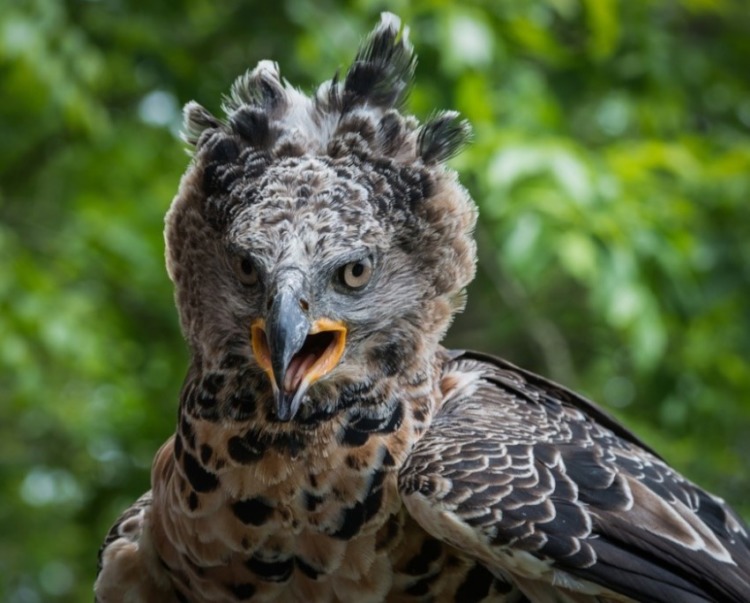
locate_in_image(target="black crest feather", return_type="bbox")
[418,111,472,163]
[182,101,222,147]
[229,106,270,148]
[343,13,416,112]
[223,61,285,114]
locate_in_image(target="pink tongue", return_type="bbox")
[283,353,318,393]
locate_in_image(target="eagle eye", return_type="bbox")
[338,257,373,290]
[233,256,259,286]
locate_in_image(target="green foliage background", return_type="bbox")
[1,1,749,601]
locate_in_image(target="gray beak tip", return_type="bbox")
[275,390,302,422]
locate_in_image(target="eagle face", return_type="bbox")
[223,156,417,421]
[165,36,477,424]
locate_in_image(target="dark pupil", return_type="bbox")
[351,262,365,278]
[241,259,254,275]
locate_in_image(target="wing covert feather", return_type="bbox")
[95,491,176,602]
[399,350,750,602]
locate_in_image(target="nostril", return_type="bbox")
[266,297,273,311]
[299,299,310,312]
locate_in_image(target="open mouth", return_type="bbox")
[251,318,347,396]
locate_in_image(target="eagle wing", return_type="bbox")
[399,350,750,602]
[95,488,177,602]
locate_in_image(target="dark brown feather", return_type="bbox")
[400,350,750,602]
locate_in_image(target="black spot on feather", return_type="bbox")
[376,512,401,551]
[271,431,305,458]
[304,491,324,512]
[182,451,219,493]
[245,556,293,582]
[228,429,304,464]
[294,404,338,425]
[382,447,396,466]
[331,470,385,540]
[295,556,322,580]
[339,426,370,447]
[229,106,270,148]
[179,415,195,450]
[404,538,442,575]
[349,401,402,433]
[227,582,256,600]
[227,434,264,464]
[454,563,495,602]
[226,387,257,421]
[202,373,225,395]
[173,434,183,459]
[232,497,274,526]
[331,489,383,540]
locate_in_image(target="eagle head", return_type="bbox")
[164,13,477,422]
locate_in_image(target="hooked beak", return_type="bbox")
[251,291,346,421]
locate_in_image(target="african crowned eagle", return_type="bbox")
[95,13,750,603]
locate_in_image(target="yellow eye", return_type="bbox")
[339,257,373,290]
[233,256,259,286]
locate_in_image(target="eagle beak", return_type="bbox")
[250,291,346,421]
